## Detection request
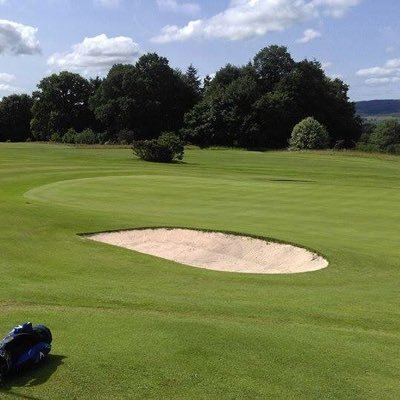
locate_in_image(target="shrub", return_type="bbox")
[132,132,184,163]
[97,132,108,144]
[158,132,184,160]
[355,142,378,153]
[289,117,330,150]
[368,119,400,152]
[62,128,77,144]
[50,132,62,142]
[117,129,135,145]
[75,128,98,144]
[333,139,346,150]
[386,144,400,154]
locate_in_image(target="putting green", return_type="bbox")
[1,143,399,399]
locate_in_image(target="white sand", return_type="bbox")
[87,228,328,274]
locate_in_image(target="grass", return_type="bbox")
[0,143,399,399]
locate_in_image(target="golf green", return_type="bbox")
[0,143,399,399]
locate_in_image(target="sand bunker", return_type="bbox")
[86,228,328,274]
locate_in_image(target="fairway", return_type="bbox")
[1,143,399,399]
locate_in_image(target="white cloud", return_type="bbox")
[157,0,200,15]
[48,34,140,75]
[296,28,321,43]
[0,72,16,83]
[152,0,361,43]
[311,0,361,17]
[0,19,41,55]
[365,77,400,86]
[357,58,400,86]
[0,83,20,92]
[0,72,21,93]
[357,59,400,77]
[94,0,121,8]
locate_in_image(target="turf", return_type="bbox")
[0,143,399,399]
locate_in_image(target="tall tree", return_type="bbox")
[183,65,260,148]
[89,64,137,136]
[203,75,213,91]
[184,64,201,96]
[253,45,295,91]
[90,53,198,140]
[278,60,361,145]
[0,94,33,142]
[183,45,361,149]
[31,71,94,140]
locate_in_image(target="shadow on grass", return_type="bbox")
[0,354,65,399]
[268,178,316,183]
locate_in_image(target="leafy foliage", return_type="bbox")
[50,132,62,142]
[90,54,199,140]
[0,94,33,142]
[31,71,96,140]
[62,128,78,144]
[132,132,184,162]
[117,129,135,145]
[75,129,98,145]
[289,117,330,150]
[357,119,400,154]
[184,45,361,149]
[0,47,364,150]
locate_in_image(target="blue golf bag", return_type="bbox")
[0,322,52,379]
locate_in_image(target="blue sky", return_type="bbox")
[0,0,399,101]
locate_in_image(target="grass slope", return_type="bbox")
[0,144,399,399]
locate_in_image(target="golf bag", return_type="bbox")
[0,322,52,380]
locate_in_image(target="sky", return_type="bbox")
[0,0,399,101]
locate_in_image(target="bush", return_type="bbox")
[117,129,135,145]
[368,119,400,152]
[132,132,184,163]
[75,128,98,144]
[386,144,400,154]
[355,142,378,153]
[62,128,77,144]
[333,139,346,150]
[158,132,184,160]
[50,132,62,142]
[289,117,330,150]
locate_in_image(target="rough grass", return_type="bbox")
[0,143,399,399]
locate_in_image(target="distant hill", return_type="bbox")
[355,99,400,118]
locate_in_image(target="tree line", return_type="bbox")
[0,45,364,149]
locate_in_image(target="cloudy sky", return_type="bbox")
[0,0,399,101]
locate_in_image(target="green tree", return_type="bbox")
[369,119,400,153]
[90,53,197,140]
[31,71,95,140]
[183,46,360,150]
[253,45,295,90]
[89,64,137,137]
[184,64,202,97]
[62,128,77,144]
[253,90,295,148]
[75,128,98,144]
[289,117,330,150]
[0,94,33,142]
[183,66,260,148]
[278,60,361,146]
[203,75,213,91]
